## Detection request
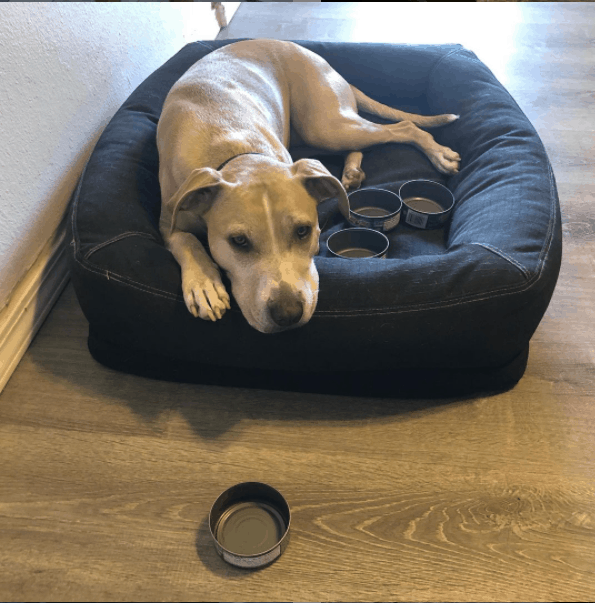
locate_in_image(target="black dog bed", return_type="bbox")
[69,40,562,397]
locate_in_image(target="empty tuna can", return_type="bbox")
[399,180,455,229]
[327,227,389,259]
[345,188,402,232]
[209,482,290,569]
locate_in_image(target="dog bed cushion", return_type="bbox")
[69,40,562,397]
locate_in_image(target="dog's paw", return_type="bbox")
[182,268,231,322]
[341,166,366,191]
[429,144,461,175]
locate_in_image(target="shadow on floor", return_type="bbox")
[28,285,502,444]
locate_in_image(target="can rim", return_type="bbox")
[348,187,403,220]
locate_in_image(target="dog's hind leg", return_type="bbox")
[312,117,460,175]
[287,45,460,175]
[350,85,459,128]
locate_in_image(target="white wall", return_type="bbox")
[0,2,224,313]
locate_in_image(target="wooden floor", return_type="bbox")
[2,3,595,602]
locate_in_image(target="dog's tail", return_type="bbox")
[350,85,459,128]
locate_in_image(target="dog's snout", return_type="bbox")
[267,283,304,328]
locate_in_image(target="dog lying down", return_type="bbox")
[156,39,460,333]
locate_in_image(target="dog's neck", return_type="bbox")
[216,152,268,171]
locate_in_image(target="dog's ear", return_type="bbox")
[292,159,350,219]
[166,168,233,235]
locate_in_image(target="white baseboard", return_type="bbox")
[0,218,71,394]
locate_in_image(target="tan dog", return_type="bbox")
[156,39,460,333]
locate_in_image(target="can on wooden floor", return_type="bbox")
[209,482,291,569]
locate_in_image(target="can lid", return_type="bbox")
[214,501,286,556]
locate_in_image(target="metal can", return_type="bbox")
[209,482,291,569]
[340,188,402,232]
[399,180,455,229]
[327,227,390,259]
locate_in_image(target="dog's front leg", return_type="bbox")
[341,151,365,191]
[166,231,231,321]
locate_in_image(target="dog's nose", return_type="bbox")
[267,284,304,327]
[268,298,303,327]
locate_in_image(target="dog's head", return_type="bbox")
[168,157,347,333]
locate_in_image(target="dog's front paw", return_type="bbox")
[182,268,231,322]
[341,166,366,191]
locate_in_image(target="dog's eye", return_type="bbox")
[296,225,311,239]
[230,235,249,248]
